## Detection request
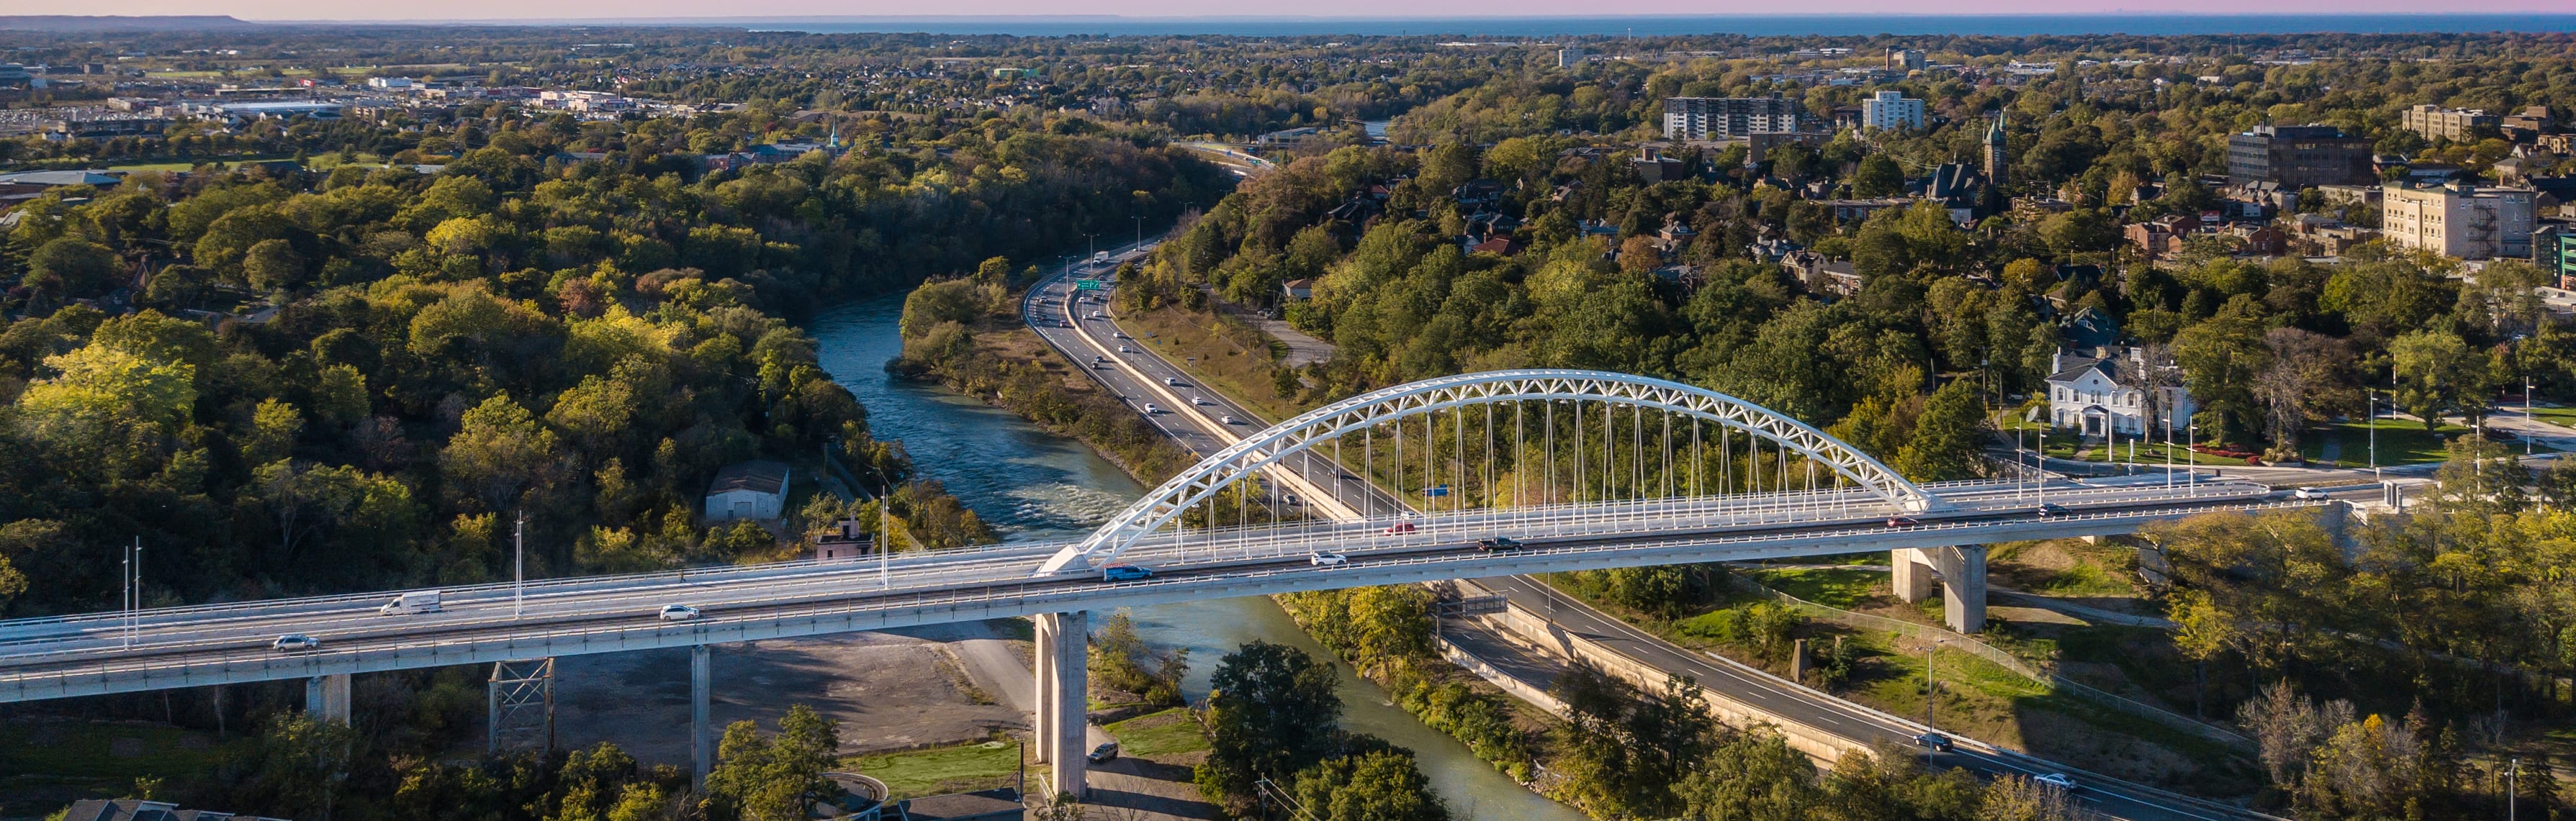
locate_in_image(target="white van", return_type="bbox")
[379,591,443,615]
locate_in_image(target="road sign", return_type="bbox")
[1435,596,1506,617]
[1074,278,1104,291]
[1426,485,1449,497]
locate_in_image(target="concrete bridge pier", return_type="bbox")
[1890,545,1987,633]
[1032,611,1089,798]
[303,673,351,724]
[691,644,713,791]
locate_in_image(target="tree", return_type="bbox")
[1285,750,1449,821]
[24,236,121,303]
[1197,640,1342,800]
[2171,298,2271,443]
[1852,155,1904,198]
[2388,328,2493,430]
[704,704,841,821]
[1894,378,1989,481]
[439,394,564,512]
[243,237,307,292]
[1674,729,1819,821]
[2250,328,2353,458]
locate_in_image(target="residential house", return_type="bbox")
[2125,216,2194,260]
[705,461,791,523]
[1282,278,1315,301]
[2047,348,2197,437]
[1631,145,1691,183]
[62,799,289,821]
[1783,250,1861,296]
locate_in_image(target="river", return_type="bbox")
[807,292,1588,821]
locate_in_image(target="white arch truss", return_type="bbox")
[1035,369,1940,575]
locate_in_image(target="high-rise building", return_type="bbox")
[1557,47,1586,68]
[2402,104,2499,142]
[2226,124,2374,189]
[1887,48,1927,72]
[1860,91,1925,131]
[1661,96,1811,141]
[2382,181,2536,260]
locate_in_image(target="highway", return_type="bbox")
[1031,258,2287,820]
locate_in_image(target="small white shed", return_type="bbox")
[705,461,791,522]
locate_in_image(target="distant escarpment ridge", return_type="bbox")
[0,15,266,32]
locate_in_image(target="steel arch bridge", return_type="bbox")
[1037,369,1940,575]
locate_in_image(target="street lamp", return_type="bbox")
[2187,422,2199,497]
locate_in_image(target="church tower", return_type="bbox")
[1983,111,2008,191]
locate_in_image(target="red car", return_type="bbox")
[1382,522,1418,535]
[1886,516,1920,527]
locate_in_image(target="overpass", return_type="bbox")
[1,266,2311,804]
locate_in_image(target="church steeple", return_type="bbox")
[1983,111,2008,190]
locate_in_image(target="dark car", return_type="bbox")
[1912,732,1953,753]
[2036,502,2070,517]
[1477,536,1523,551]
[1086,742,1120,763]
[1886,516,1920,527]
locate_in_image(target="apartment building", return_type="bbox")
[2402,104,2499,142]
[1860,91,1926,131]
[2382,181,2536,260]
[1661,96,1811,141]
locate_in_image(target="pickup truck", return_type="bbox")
[1477,537,1523,551]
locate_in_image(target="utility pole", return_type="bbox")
[2510,757,2519,821]
[513,512,526,619]
[880,476,893,589]
[2369,391,2379,481]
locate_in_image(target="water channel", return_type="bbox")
[807,291,1587,821]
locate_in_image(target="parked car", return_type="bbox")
[657,604,702,621]
[1102,564,1155,581]
[1382,522,1418,535]
[2034,773,2076,789]
[1086,741,1120,763]
[1911,732,1952,752]
[1885,516,1920,528]
[2292,486,2326,499]
[1477,536,1523,551]
[271,633,321,651]
[1310,551,1348,567]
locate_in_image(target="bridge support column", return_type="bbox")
[1032,611,1089,798]
[1889,545,1986,633]
[303,673,350,724]
[690,644,712,791]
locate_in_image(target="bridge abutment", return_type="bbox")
[1889,545,1986,633]
[302,673,350,724]
[1032,611,1089,798]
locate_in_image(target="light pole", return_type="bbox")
[2187,423,2199,497]
[1132,214,1143,251]
[2035,425,2046,507]
[2527,376,2536,456]
[513,512,526,619]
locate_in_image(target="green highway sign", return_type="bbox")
[1074,278,1105,290]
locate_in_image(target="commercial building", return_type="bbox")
[2402,104,2498,142]
[1887,47,1927,72]
[2382,181,2537,260]
[2226,124,2374,189]
[2539,224,2576,288]
[1860,91,1925,131]
[1661,96,1811,141]
[1557,47,1585,68]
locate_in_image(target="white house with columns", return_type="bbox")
[2045,348,2196,437]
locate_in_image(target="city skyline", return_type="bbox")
[20,3,2576,24]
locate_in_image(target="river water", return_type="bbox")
[807,293,1587,821]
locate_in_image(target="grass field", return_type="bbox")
[1748,567,1883,609]
[1120,303,1305,424]
[843,740,1022,799]
[1104,708,1209,758]
[2298,417,2469,466]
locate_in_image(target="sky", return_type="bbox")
[46,1,2576,23]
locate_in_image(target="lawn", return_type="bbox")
[1118,303,1305,424]
[1747,567,1883,609]
[0,719,245,786]
[2298,417,2469,467]
[843,740,1022,799]
[1104,707,1209,758]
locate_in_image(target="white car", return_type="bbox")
[1118,345,1135,353]
[1164,377,1186,387]
[1194,397,1215,407]
[1143,403,1163,414]
[1222,415,1243,425]
[1112,332,1132,340]
[271,633,321,651]
[2034,773,2076,790]
[2292,487,2326,499]
[1310,551,1349,567]
[657,604,702,621]
[1088,312,1104,319]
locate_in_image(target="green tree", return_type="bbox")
[2171,298,2271,443]
[2387,328,2493,430]
[1851,155,1904,198]
[1197,640,1343,800]
[704,704,841,821]
[1285,750,1449,821]
[439,394,564,512]
[1894,378,1989,481]
[24,236,121,303]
